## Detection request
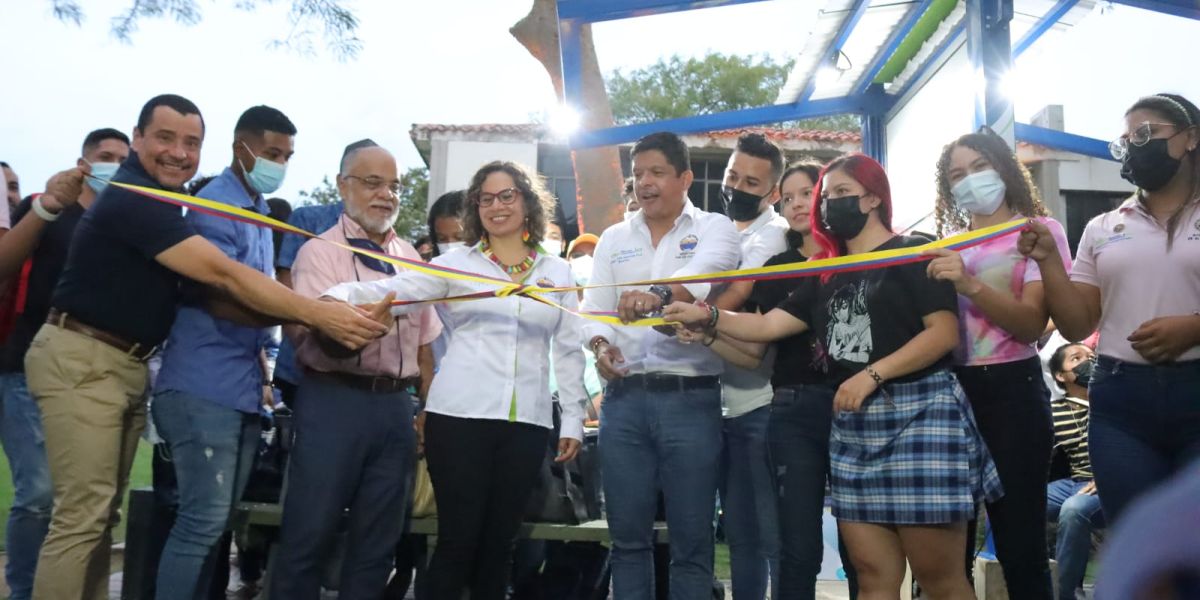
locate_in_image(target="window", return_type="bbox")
[688,157,730,215]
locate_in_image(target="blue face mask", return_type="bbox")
[951,169,1007,216]
[239,142,287,194]
[84,160,120,193]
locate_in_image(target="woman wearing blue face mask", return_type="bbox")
[921,130,1071,600]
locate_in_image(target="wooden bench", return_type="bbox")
[235,500,670,544]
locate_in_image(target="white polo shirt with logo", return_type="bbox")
[721,207,788,418]
[583,199,741,377]
[1071,196,1200,364]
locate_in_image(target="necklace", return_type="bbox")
[481,236,537,276]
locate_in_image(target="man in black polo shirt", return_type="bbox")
[23,94,389,600]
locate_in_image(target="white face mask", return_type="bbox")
[437,241,466,255]
[544,239,565,256]
[569,255,594,285]
[951,169,1007,216]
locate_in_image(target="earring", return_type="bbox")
[522,229,531,243]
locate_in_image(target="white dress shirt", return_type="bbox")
[582,199,741,377]
[722,208,789,418]
[324,244,588,442]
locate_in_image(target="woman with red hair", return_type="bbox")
[666,153,1000,599]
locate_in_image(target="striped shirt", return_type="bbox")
[1051,397,1092,480]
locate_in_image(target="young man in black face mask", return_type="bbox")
[1046,343,1104,600]
[709,133,789,600]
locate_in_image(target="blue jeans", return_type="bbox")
[768,384,858,600]
[1046,479,1104,600]
[1088,356,1200,523]
[0,372,53,600]
[600,376,723,600]
[720,405,779,600]
[151,389,260,600]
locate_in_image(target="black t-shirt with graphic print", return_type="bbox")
[777,235,958,386]
[747,248,827,388]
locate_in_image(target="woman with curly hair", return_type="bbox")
[323,160,587,600]
[923,129,1072,600]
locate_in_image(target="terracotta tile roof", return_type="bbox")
[410,123,861,143]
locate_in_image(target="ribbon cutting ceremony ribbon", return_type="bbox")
[100,179,1026,327]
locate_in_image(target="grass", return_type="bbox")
[0,440,155,550]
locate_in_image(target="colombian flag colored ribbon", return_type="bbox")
[103,179,1027,327]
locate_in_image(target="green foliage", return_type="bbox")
[297,168,430,242]
[606,52,859,132]
[48,0,361,59]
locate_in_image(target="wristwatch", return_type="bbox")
[647,284,673,307]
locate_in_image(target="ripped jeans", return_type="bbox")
[151,389,260,600]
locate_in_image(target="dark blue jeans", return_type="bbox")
[956,357,1054,600]
[0,372,52,600]
[721,404,779,600]
[270,373,415,600]
[151,389,260,600]
[1046,479,1104,600]
[600,376,722,600]
[768,384,857,600]
[1088,356,1200,523]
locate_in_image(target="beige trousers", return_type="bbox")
[24,324,148,600]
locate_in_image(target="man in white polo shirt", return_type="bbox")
[583,131,740,600]
[710,132,789,600]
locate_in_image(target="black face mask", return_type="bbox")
[822,195,870,240]
[1071,360,1094,387]
[1121,138,1183,192]
[721,186,768,222]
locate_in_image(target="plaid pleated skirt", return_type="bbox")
[830,368,1003,524]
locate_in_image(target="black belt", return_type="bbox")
[308,369,418,394]
[611,374,719,393]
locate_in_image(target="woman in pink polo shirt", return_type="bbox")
[923,128,1071,599]
[1021,93,1200,523]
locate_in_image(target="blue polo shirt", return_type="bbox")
[156,167,274,413]
[272,201,344,384]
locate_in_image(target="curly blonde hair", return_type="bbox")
[934,130,1046,237]
[462,161,557,247]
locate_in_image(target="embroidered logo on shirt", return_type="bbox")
[535,277,555,288]
[612,247,644,265]
[679,234,699,251]
[1113,223,1125,233]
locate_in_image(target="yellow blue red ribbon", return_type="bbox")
[102,179,1026,327]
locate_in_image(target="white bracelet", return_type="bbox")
[32,196,60,222]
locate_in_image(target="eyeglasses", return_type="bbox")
[474,188,521,208]
[343,175,402,197]
[1109,122,1179,160]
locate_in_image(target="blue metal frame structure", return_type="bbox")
[556,0,1199,161]
[793,0,873,104]
[966,0,1015,144]
[1012,0,1078,57]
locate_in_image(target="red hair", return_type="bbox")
[809,153,894,282]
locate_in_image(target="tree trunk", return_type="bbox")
[511,0,624,234]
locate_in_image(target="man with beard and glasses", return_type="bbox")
[150,105,297,599]
[23,95,389,600]
[270,140,442,600]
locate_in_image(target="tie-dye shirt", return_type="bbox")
[954,217,1071,366]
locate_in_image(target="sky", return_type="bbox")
[1,0,1197,204]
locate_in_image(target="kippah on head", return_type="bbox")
[340,138,379,173]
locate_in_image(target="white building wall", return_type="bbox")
[885,45,975,232]
[428,140,538,210]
